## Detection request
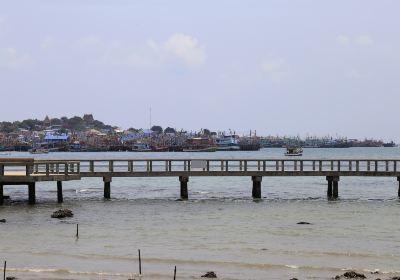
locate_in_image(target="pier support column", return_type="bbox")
[179,176,189,200]
[57,181,63,203]
[326,176,339,199]
[28,182,36,205]
[332,177,339,198]
[252,176,262,199]
[103,177,111,199]
[0,183,3,205]
[326,176,333,197]
[397,177,400,198]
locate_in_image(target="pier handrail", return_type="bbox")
[0,158,34,176]
[32,160,81,176]
[2,158,400,177]
[66,158,400,175]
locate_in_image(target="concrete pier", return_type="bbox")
[2,158,400,204]
[103,177,111,199]
[179,176,189,200]
[28,182,36,205]
[252,176,262,199]
[57,181,63,203]
[0,183,3,205]
[326,176,339,199]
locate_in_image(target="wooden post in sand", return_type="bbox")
[174,266,176,280]
[3,260,6,280]
[138,249,142,276]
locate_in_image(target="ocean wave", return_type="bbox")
[21,252,384,273]
[3,267,171,278]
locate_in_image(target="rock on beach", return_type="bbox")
[201,271,217,278]
[51,209,74,219]
[343,271,366,279]
[334,271,366,279]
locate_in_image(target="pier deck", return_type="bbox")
[1,158,400,204]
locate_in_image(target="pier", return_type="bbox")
[1,158,400,204]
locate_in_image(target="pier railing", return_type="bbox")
[2,159,400,177]
[0,158,34,176]
[0,159,80,177]
[73,159,400,175]
[33,160,81,176]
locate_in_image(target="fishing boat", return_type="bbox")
[131,143,152,152]
[182,146,217,152]
[151,146,169,152]
[168,145,184,152]
[183,137,217,152]
[238,138,261,151]
[215,135,240,151]
[383,141,396,147]
[29,148,49,154]
[285,146,303,156]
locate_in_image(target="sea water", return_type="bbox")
[0,148,399,279]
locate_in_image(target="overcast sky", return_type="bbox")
[0,0,399,140]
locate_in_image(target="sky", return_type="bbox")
[0,0,399,140]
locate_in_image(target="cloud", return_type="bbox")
[0,47,33,69]
[73,36,161,70]
[163,33,206,67]
[73,33,206,70]
[356,35,373,46]
[336,35,350,46]
[261,58,287,82]
[336,34,373,47]
[345,69,362,79]
[40,37,57,50]
[0,16,5,33]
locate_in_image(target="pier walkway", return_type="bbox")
[1,158,400,204]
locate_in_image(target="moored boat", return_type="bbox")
[238,138,261,151]
[131,143,152,152]
[183,137,217,152]
[383,141,396,147]
[285,146,303,156]
[182,146,217,152]
[29,148,49,154]
[215,135,240,151]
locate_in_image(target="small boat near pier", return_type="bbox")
[285,146,303,156]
